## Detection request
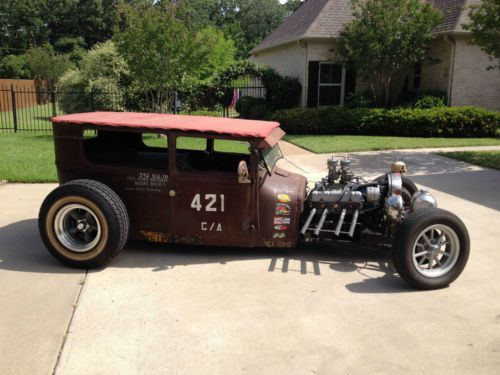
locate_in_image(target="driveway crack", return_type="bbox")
[52,270,88,375]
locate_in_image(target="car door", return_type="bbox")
[168,133,255,247]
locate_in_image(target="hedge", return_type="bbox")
[271,106,500,137]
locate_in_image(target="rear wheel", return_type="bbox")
[39,179,129,268]
[392,208,470,289]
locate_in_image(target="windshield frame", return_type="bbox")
[260,144,283,175]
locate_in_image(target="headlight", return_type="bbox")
[411,190,437,211]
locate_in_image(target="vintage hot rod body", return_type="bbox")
[39,112,470,289]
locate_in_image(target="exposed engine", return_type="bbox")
[300,156,436,240]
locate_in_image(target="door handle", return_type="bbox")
[169,190,176,197]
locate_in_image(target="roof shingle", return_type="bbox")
[252,0,473,54]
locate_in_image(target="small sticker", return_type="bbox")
[277,194,291,203]
[274,217,291,225]
[274,225,288,231]
[275,203,291,216]
[273,232,286,239]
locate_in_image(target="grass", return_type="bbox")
[0,133,250,183]
[0,133,57,182]
[0,103,56,131]
[284,135,500,153]
[437,151,500,170]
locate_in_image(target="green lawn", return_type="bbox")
[0,133,250,183]
[437,151,500,170]
[284,135,500,153]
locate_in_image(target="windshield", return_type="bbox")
[261,144,283,173]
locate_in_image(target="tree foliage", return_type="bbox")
[26,46,74,89]
[465,0,500,69]
[0,0,117,58]
[0,55,32,79]
[59,41,128,113]
[114,2,211,111]
[175,0,288,58]
[339,0,442,107]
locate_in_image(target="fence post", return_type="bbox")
[10,84,18,133]
[51,90,57,117]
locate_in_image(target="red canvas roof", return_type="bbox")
[51,112,281,138]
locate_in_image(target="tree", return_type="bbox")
[465,0,500,69]
[58,41,129,113]
[283,0,304,14]
[0,0,50,57]
[0,55,32,79]
[239,0,287,55]
[175,0,289,58]
[26,46,74,89]
[0,0,118,59]
[115,2,232,111]
[339,0,442,107]
[196,27,236,80]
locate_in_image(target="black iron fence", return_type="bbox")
[1,79,268,133]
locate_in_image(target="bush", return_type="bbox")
[271,106,500,137]
[235,96,267,119]
[413,95,446,109]
[344,91,374,108]
[398,90,447,108]
[261,69,301,110]
[58,41,128,114]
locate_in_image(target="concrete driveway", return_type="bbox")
[1,148,499,375]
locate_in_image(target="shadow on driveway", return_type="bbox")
[0,219,415,294]
[411,169,500,211]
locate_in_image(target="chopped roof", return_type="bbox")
[252,0,472,54]
[51,112,280,139]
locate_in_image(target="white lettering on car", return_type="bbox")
[191,194,225,212]
[201,222,223,232]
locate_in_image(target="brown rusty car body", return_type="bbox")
[39,112,470,290]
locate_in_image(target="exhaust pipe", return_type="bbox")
[335,209,347,236]
[300,208,317,235]
[348,210,359,238]
[314,209,329,236]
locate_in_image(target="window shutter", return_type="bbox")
[307,61,319,108]
[345,65,356,96]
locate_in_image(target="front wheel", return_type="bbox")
[39,179,129,268]
[392,208,470,290]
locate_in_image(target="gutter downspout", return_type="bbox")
[298,40,308,108]
[445,35,456,106]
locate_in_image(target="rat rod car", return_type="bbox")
[40,112,469,289]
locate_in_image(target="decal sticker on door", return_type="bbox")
[191,194,225,212]
[275,203,291,216]
[274,217,291,225]
[277,194,291,203]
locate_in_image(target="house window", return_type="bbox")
[318,63,346,106]
[413,63,422,89]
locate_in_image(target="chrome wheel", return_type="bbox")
[412,224,459,278]
[54,204,102,252]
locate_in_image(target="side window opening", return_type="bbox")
[176,136,251,173]
[84,130,168,170]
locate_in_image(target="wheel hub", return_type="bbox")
[412,224,460,278]
[54,204,102,253]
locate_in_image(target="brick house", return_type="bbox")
[251,0,500,110]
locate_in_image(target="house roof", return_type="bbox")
[51,112,281,139]
[252,0,473,54]
[251,0,353,53]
